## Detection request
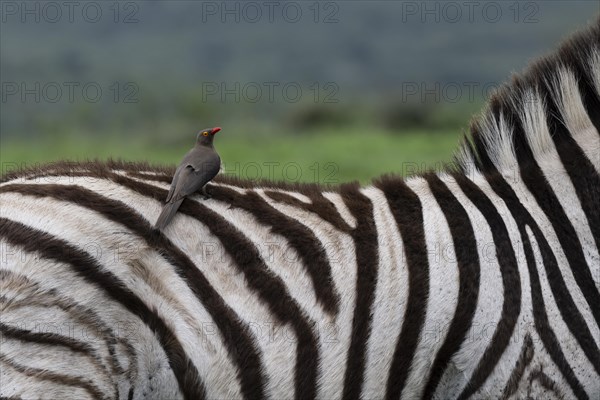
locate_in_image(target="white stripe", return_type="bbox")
[322,192,357,229]
[457,174,537,398]
[360,187,409,399]
[505,171,600,347]
[252,189,358,399]
[525,226,598,398]
[479,111,517,174]
[263,189,312,203]
[553,68,600,172]
[435,174,505,397]
[186,196,298,399]
[504,174,599,390]
[519,89,600,296]
[0,239,182,399]
[401,177,460,400]
[0,356,93,400]
[1,184,243,399]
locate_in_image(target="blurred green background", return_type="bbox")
[1,1,598,183]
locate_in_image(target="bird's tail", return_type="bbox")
[155,199,184,231]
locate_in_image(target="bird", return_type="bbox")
[155,127,222,230]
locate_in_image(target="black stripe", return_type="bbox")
[15,171,342,317]
[538,77,600,266]
[97,173,316,399]
[0,322,95,355]
[554,23,600,136]
[0,160,169,184]
[545,131,600,252]
[422,174,480,398]
[151,185,321,399]
[502,100,600,371]
[528,367,565,398]
[451,173,522,398]
[478,169,588,400]
[0,269,136,380]
[340,184,379,400]
[0,353,106,399]
[501,334,534,400]
[265,190,353,233]
[0,218,204,399]
[0,322,119,398]
[210,185,340,316]
[192,209,320,399]
[13,171,312,398]
[523,226,588,400]
[375,178,429,400]
[0,183,266,399]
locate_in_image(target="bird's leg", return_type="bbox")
[201,186,211,200]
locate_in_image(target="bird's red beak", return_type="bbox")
[211,127,221,135]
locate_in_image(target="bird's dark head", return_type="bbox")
[196,127,221,146]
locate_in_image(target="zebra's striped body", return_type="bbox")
[1,21,599,400]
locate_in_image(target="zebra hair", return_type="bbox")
[1,17,599,400]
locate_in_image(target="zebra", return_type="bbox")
[1,19,599,400]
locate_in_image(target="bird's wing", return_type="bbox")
[165,165,183,203]
[172,161,220,201]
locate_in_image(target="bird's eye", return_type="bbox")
[202,132,209,136]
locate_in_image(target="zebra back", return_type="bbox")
[1,18,599,400]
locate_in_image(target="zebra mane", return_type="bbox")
[453,17,600,175]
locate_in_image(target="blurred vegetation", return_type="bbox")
[1,128,464,184]
[1,77,478,183]
[0,97,470,183]
[1,1,596,183]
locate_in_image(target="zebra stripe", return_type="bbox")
[0,181,265,398]
[210,185,341,315]
[375,177,429,400]
[450,172,522,398]
[1,18,599,400]
[341,184,378,400]
[478,167,590,399]
[422,173,480,399]
[501,333,534,399]
[0,217,206,399]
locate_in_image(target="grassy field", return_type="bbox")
[1,128,464,184]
